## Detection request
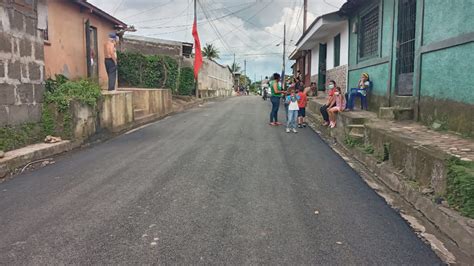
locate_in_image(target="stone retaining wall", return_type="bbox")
[0,1,44,125]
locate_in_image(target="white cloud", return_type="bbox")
[88,0,346,81]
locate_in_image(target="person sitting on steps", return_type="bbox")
[347,73,370,111]
[328,87,346,128]
[320,80,337,126]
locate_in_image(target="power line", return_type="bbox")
[198,0,234,55]
[121,0,174,19]
[138,3,253,30]
[323,0,341,9]
[128,2,251,24]
[208,0,274,51]
[112,0,126,15]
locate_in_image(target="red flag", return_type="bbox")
[192,18,203,79]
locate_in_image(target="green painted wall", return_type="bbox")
[381,0,394,57]
[423,0,474,45]
[420,42,474,104]
[349,63,389,96]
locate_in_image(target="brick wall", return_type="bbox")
[326,65,347,93]
[0,1,44,126]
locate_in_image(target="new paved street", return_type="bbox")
[0,96,441,264]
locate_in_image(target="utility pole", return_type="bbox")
[282,23,286,90]
[194,0,199,98]
[233,53,236,89]
[303,0,308,32]
[244,59,247,85]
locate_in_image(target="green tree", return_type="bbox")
[230,62,241,73]
[202,43,220,60]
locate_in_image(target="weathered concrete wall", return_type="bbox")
[43,0,116,88]
[71,101,97,141]
[183,57,233,97]
[118,88,173,120]
[99,91,134,133]
[0,1,44,126]
[121,35,182,58]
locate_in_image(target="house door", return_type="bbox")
[85,20,99,79]
[318,43,327,91]
[395,0,416,96]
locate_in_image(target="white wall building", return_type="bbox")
[290,12,349,93]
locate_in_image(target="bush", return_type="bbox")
[179,67,195,95]
[44,79,102,112]
[446,157,474,218]
[117,52,179,92]
[117,51,182,93]
[42,78,102,139]
[0,123,43,152]
[45,74,69,93]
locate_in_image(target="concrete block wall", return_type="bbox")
[326,65,347,93]
[0,2,44,126]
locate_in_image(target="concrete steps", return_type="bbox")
[347,124,365,135]
[379,107,414,121]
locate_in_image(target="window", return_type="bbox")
[359,6,379,59]
[334,34,341,67]
[37,1,48,41]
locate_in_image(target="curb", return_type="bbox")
[0,140,80,179]
[306,110,474,262]
[0,96,228,180]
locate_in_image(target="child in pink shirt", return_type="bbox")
[328,87,346,128]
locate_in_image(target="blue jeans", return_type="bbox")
[270,96,280,122]
[287,110,298,129]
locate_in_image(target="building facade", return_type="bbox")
[0,0,45,126]
[290,12,349,93]
[341,0,474,135]
[41,0,126,88]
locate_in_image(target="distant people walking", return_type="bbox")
[104,32,118,91]
[262,76,269,100]
[285,87,300,133]
[269,73,284,126]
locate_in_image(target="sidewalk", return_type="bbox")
[309,93,473,162]
[306,92,474,260]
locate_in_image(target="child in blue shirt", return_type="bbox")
[285,88,300,133]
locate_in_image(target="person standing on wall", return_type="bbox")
[104,32,118,91]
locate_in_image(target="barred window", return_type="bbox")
[359,7,379,59]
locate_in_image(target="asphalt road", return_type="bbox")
[0,96,441,264]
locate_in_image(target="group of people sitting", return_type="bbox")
[319,73,371,128]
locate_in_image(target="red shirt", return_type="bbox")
[297,91,307,108]
[328,88,337,97]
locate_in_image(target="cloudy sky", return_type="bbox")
[89,0,346,81]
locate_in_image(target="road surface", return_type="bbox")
[0,96,441,264]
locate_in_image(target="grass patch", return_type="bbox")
[0,123,44,152]
[344,136,363,148]
[446,157,474,218]
[363,144,374,154]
